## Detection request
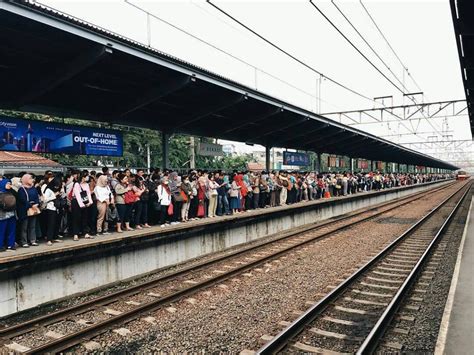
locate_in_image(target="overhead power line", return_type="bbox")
[123,0,322,105]
[359,0,424,94]
[315,0,443,137]
[206,0,378,104]
[309,0,407,96]
[330,0,409,93]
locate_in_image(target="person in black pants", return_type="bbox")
[42,177,63,245]
[71,171,93,241]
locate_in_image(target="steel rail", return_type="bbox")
[0,182,456,354]
[0,181,454,341]
[256,180,470,354]
[356,182,472,354]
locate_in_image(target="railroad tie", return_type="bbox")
[360,282,398,290]
[309,328,364,342]
[351,289,392,298]
[5,342,31,353]
[292,341,350,355]
[82,341,101,351]
[343,297,388,306]
[322,316,367,327]
[113,328,131,337]
[334,306,377,316]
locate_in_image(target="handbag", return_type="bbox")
[124,190,136,204]
[54,197,67,210]
[167,203,174,216]
[180,190,188,203]
[22,187,41,216]
[197,202,205,217]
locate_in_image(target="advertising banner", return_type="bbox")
[197,142,223,157]
[357,160,369,169]
[283,151,310,166]
[0,116,123,156]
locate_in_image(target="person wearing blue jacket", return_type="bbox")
[17,174,40,247]
[0,179,16,251]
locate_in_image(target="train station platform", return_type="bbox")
[436,195,474,355]
[0,179,452,317]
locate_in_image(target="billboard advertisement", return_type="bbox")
[0,116,123,156]
[283,151,310,166]
[357,160,369,169]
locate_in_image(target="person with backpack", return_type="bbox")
[42,177,63,245]
[70,171,93,241]
[18,174,40,247]
[0,179,17,251]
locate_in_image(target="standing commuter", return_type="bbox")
[18,174,40,247]
[0,179,16,251]
[94,175,113,235]
[157,177,172,226]
[115,173,133,232]
[42,177,63,245]
[71,171,93,241]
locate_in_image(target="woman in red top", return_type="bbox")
[236,173,248,211]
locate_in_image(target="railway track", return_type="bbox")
[256,180,471,355]
[0,180,460,354]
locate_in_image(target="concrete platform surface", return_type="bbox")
[0,179,452,266]
[0,179,454,317]
[437,196,474,355]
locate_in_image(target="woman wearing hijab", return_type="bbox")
[43,177,63,245]
[18,174,40,247]
[0,179,16,251]
[94,174,113,235]
[229,174,241,214]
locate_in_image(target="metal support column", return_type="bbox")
[162,131,170,170]
[350,157,354,173]
[317,153,322,173]
[265,145,271,171]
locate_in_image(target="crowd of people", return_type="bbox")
[0,167,451,252]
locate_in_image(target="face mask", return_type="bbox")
[164,181,169,185]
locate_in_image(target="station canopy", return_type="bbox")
[451,0,474,137]
[0,1,458,170]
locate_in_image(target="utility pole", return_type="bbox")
[190,136,196,169]
[146,143,151,174]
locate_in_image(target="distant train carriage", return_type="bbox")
[456,170,469,180]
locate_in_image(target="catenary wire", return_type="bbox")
[309,0,407,96]
[206,0,379,104]
[331,0,409,94]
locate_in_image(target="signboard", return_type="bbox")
[357,160,369,169]
[328,156,345,168]
[283,151,310,166]
[197,142,223,157]
[0,116,123,156]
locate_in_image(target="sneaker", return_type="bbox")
[31,242,39,246]
[103,232,111,235]
[136,225,143,230]
[22,244,30,248]
[6,247,15,252]
[46,241,53,246]
[53,239,63,243]
[73,235,79,241]
[160,224,166,228]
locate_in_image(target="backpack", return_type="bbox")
[0,192,16,211]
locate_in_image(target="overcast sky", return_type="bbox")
[37,0,472,157]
